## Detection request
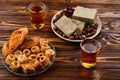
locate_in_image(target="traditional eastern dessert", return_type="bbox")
[31,46,40,54]
[23,49,31,57]
[9,61,20,72]
[2,28,55,74]
[55,15,77,37]
[39,56,52,67]
[14,50,23,59]
[2,41,13,58]
[73,6,97,23]
[45,49,55,60]
[9,28,28,51]
[5,54,15,65]
[53,6,98,40]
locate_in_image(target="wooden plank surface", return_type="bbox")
[0,0,120,80]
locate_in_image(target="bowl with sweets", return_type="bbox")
[51,6,102,42]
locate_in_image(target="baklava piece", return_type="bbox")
[5,54,15,65]
[9,61,20,72]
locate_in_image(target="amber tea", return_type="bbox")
[80,39,100,68]
[27,2,48,29]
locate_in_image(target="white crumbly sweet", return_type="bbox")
[55,15,77,37]
[73,6,97,23]
[72,19,85,34]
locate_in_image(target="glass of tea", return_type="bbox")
[80,39,101,68]
[27,2,48,29]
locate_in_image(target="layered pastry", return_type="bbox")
[23,49,31,57]
[5,54,15,65]
[2,41,13,58]
[29,59,43,70]
[17,55,28,64]
[39,38,48,46]
[39,56,52,67]
[21,63,35,74]
[18,37,40,50]
[45,49,55,60]
[31,46,40,54]
[9,61,20,72]
[29,54,37,60]
[14,50,23,59]
[41,43,50,53]
[37,53,45,59]
[9,28,28,51]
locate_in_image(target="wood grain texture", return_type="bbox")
[0,0,120,80]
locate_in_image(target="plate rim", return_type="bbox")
[51,10,102,42]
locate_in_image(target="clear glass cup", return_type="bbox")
[27,2,48,29]
[80,39,101,68]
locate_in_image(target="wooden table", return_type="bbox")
[0,0,120,80]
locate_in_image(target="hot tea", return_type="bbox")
[80,39,100,68]
[27,2,48,29]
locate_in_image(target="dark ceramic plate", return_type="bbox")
[2,43,56,76]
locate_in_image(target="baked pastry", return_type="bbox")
[5,54,15,65]
[9,28,28,51]
[39,38,48,46]
[2,41,13,58]
[37,53,45,59]
[39,56,52,67]
[18,37,40,50]
[23,49,31,57]
[29,59,43,70]
[9,61,20,72]
[2,27,55,74]
[14,50,23,59]
[21,63,35,74]
[41,43,50,53]
[17,55,28,63]
[45,49,55,60]
[29,54,37,60]
[31,46,40,54]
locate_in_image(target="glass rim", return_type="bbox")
[27,2,48,13]
[80,39,101,53]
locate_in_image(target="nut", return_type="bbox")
[75,36,79,40]
[79,35,86,40]
[69,36,74,40]
[62,34,67,38]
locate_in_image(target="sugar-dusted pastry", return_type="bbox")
[39,38,48,46]
[21,63,35,74]
[37,53,45,59]
[5,54,15,65]
[41,43,50,53]
[9,61,20,72]
[9,28,28,51]
[29,59,43,70]
[17,55,28,63]
[14,50,23,59]
[18,37,40,50]
[31,46,40,54]
[23,49,31,57]
[39,56,52,67]
[45,49,55,60]
[29,54,37,60]
[2,41,13,58]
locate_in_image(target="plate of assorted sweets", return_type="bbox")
[51,6,102,42]
[2,28,56,76]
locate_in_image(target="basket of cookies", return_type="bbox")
[2,28,56,76]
